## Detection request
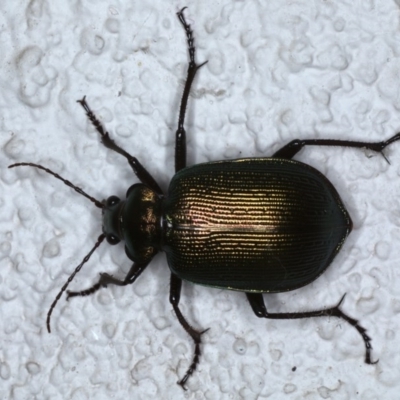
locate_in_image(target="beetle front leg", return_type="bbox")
[175,8,208,172]
[77,97,163,195]
[246,293,376,364]
[66,260,149,299]
[273,132,400,160]
[170,273,209,389]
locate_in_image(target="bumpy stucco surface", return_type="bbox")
[2,1,400,399]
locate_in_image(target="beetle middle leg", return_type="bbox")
[273,132,400,160]
[246,292,376,364]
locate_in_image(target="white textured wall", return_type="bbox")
[2,0,400,398]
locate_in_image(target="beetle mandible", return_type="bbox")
[9,8,400,389]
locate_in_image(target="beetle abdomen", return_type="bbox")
[163,158,352,292]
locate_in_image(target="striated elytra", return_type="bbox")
[9,8,400,389]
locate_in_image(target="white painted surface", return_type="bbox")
[1,0,400,398]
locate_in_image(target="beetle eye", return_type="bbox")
[106,196,120,207]
[106,234,120,245]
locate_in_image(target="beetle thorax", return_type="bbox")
[102,184,163,261]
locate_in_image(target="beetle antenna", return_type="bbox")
[8,163,104,209]
[46,233,106,333]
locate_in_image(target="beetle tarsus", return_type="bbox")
[174,313,207,389]
[177,7,196,66]
[177,332,203,390]
[66,283,101,299]
[77,96,109,138]
[329,294,378,364]
[66,273,121,299]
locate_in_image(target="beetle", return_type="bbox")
[9,7,400,389]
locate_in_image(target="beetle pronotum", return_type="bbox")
[9,8,400,388]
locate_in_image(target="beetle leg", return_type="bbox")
[273,132,400,160]
[175,7,208,172]
[66,260,149,299]
[246,293,377,365]
[170,273,209,389]
[77,96,163,195]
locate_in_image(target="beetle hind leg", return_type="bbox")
[273,132,400,161]
[170,273,209,389]
[246,292,377,364]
